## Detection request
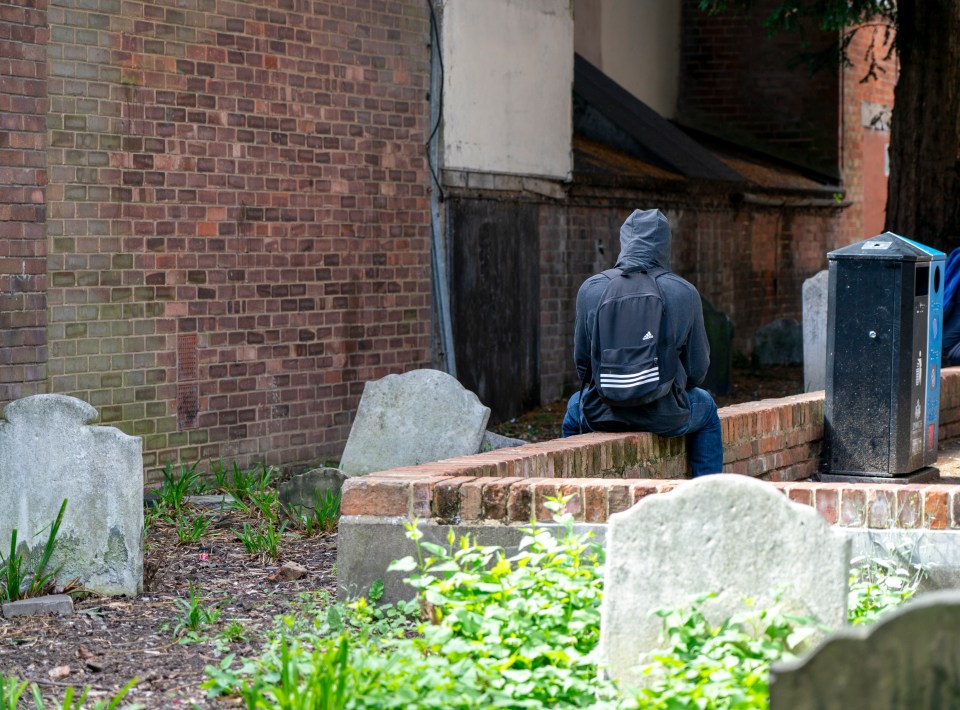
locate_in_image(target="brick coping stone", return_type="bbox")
[341,368,960,531]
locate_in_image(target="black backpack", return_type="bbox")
[589,267,679,407]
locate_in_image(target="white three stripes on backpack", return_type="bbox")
[599,366,660,388]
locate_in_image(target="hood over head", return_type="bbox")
[615,208,671,271]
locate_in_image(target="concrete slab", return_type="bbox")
[818,467,940,484]
[2,594,74,618]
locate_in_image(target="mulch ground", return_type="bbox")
[0,365,803,707]
[1,508,337,708]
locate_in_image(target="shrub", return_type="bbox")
[204,500,921,709]
[205,498,623,708]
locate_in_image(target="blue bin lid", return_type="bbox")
[828,232,946,262]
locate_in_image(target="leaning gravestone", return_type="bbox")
[0,395,143,597]
[802,269,829,392]
[753,317,803,366]
[599,474,849,687]
[770,590,960,709]
[339,369,491,476]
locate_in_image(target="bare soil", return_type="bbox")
[0,365,803,707]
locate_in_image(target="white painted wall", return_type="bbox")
[441,0,573,180]
[573,0,681,119]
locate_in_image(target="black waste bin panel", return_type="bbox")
[825,233,945,477]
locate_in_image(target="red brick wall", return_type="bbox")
[839,23,898,245]
[678,0,840,179]
[0,0,48,403]
[538,199,843,403]
[41,0,433,474]
[342,367,960,527]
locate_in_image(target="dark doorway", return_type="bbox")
[449,199,541,423]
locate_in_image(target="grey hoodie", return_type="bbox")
[573,209,710,434]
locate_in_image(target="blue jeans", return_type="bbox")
[561,388,723,477]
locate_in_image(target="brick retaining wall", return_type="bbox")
[342,367,960,529]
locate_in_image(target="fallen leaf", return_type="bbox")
[48,665,71,680]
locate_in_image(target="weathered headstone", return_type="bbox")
[599,474,849,687]
[339,369,491,476]
[0,395,143,597]
[701,294,734,396]
[753,317,803,366]
[770,590,960,709]
[480,430,526,452]
[802,269,829,392]
[279,466,347,518]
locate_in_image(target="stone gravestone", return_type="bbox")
[802,269,829,392]
[339,369,491,476]
[480,430,525,451]
[700,294,733,396]
[770,590,960,709]
[0,395,143,597]
[279,466,347,518]
[598,474,849,688]
[753,317,803,366]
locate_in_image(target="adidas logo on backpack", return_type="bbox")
[590,267,679,407]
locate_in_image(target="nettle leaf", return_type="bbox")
[420,541,448,557]
[388,556,418,572]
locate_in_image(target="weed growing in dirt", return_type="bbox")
[0,499,67,602]
[204,497,623,708]
[165,512,214,546]
[1,675,139,710]
[849,548,923,625]
[248,487,282,524]
[169,582,224,643]
[290,490,341,537]
[200,492,924,709]
[0,675,28,709]
[634,598,820,709]
[220,620,249,645]
[152,461,203,513]
[217,461,274,502]
[234,520,288,562]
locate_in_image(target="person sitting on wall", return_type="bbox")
[561,208,723,477]
[943,247,960,366]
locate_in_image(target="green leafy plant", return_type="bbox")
[152,461,202,513]
[165,512,213,546]
[220,620,248,645]
[201,494,923,710]
[234,521,287,562]
[848,552,922,625]
[223,461,274,500]
[291,490,341,537]
[205,496,624,708]
[2,676,138,710]
[635,598,818,709]
[0,675,29,709]
[249,488,281,524]
[236,636,352,710]
[30,677,139,710]
[171,582,223,642]
[1,499,68,602]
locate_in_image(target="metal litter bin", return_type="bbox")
[823,233,945,479]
